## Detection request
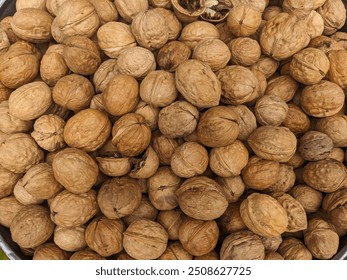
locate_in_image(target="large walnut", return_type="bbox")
[317,0,346,35]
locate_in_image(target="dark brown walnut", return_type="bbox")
[171,0,206,23]
[0,101,32,134]
[114,0,148,23]
[153,8,182,40]
[158,241,192,260]
[134,101,160,131]
[85,216,125,257]
[178,217,219,256]
[302,159,347,193]
[54,225,86,252]
[10,205,54,249]
[265,164,296,193]
[317,0,346,35]
[50,189,99,227]
[158,101,199,138]
[0,196,25,227]
[33,243,68,260]
[282,104,310,135]
[0,133,44,174]
[156,41,191,72]
[217,202,247,234]
[0,165,22,199]
[322,188,347,230]
[70,249,106,260]
[265,75,298,102]
[64,108,111,152]
[254,95,288,126]
[175,59,221,108]
[148,166,182,210]
[303,217,339,260]
[215,176,245,204]
[298,131,334,161]
[197,106,239,148]
[228,37,261,67]
[228,105,257,141]
[52,148,98,194]
[123,195,158,226]
[220,230,265,260]
[97,177,142,219]
[157,209,185,240]
[87,0,118,24]
[11,8,53,43]
[278,237,312,260]
[129,146,160,179]
[240,193,288,237]
[123,219,168,260]
[175,176,228,220]
[315,114,347,147]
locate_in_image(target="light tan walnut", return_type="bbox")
[327,50,347,89]
[228,37,261,66]
[114,0,149,23]
[87,0,118,24]
[33,243,68,260]
[315,114,347,147]
[93,59,119,93]
[254,95,288,126]
[153,8,181,40]
[0,101,32,134]
[317,0,346,35]
[54,225,86,252]
[0,196,25,227]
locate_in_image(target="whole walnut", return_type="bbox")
[96,155,131,177]
[228,37,261,66]
[0,101,32,134]
[302,159,347,193]
[50,189,99,227]
[13,178,43,206]
[328,147,345,162]
[0,165,22,199]
[123,195,158,226]
[220,230,265,260]
[260,13,310,61]
[33,243,68,260]
[147,166,182,210]
[175,176,228,220]
[117,46,156,79]
[250,55,280,78]
[10,205,55,248]
[0,133,44,173]
[317,0,346,35]
[103,75,139,116]
[70,249,106,260]
[248,126,297,163]
[123,219,168,260]
[157,209,185,240]
[298,131,334,161]
[228,105,257,141]
[0,196,25,227]
[51,0,100,43]
[97,177,142,219]
[153,8,181,40]
[175,59,221,108]
[85,216,125,257]
[97,22,136,58]
[171,0,206,23]
[322,188,347,229]
[152,131,182,165]
[263,6,282,20]
[54,225,86,252]
[315,114,347,147]
[217,202,247,234]
[11,8,53,43]
[159,241,192,260]
[156,41,191,72]
[282,104,310,135]
[87,0,118,24]
[260,235,283,252]
[64,108,111,152]
[46,0,67,16]
[114,0,149,23]
[178,217,219,256]
[303,217,339,259]
[254,95,288,126]
[278,237,312,260]
[158,101,199,138]
[93,59,119,93]
[265,75,298,102]
[266,164,296,193]
[282,0,326,18]
[215,176,245,204]
[240,193,288,237]
[53,74,94,111]
[327,50,347,89]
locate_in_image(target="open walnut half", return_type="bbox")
[200,0,231,22]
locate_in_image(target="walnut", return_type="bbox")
[54,225,86,252]
[123,195,158,226]
[0,26,10,54]
[97,177,142,219]
[134,102,159,131]
[175,59,221,108]
[178,217,219,256]
[159,241,193,260]
[50,189,99,227]
[194,250,219,260]
[305,11,325,39]
[0,101,32,134]
[10,205,55,248]
[249,126,297,163]
[153,8,181,40]
[328,147,345,162]
[46,0,67,16]
[96,155,131,177]
[220,230,265,260]
[327,50,347,89]
[331,32,347,49]
[282,0,326,18]
[87,0,118,24]
[179,21,220,50]
[97,22,136,59]
[228,105,257,141]
[260,13,310,61]
[0,165,22,199]
[308,35,344,53]
[240,193,288,237]
[152,131,182,165]
[171,0,206,23]
[228,37,261,66]
[266,75,298,103]
[302,159,347,193]
[33,243,68,260]
[70,248,106,260]
[263,6,282,20]
[322,188,347,230]
[114,0,149,23]
[158,101,199,138]
[117,46,156,79]
[254,95,288,126]
[156,41,191,72]
[264,251,284,260]
[217,202,246,234]
[303,217,339,259]
[278,238,312,259]
[315,114,347,147]
[298,131,334,161]
[16,0,47,10]
[13,178,43,206]
[0,82,11,102]
[0,133,44,173]
[157,209,185,240]
[175,176,228,220]
[266,164,296,193]
[11,8,53,43]
[0,196,25,227]
[93,59,119,93]
[282,104,310,135]
[260,235,282,252]
[64,108,111,152]
[128,146,159,179]
[123,219,168,260]
[250,55,280,78]
[317,0,346,35]
[51,0,99,43]
[215,176,245,203]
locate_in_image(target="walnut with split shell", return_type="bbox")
[171,0,206,23]
[129,146,160,179]
[156,41,191,72]
[200,0,230,22]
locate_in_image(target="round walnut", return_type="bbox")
[93,59,119,93]
[103,74,139,116]
[85,216,125,257]
[278,237,312,260]
[298,131,334,161]
[153,8,181,40]
[33,243,68,260]
[282,104,310,135]
[97,177,142,219]
[175,176,228,220]
[240,193,288,237]
[215,176,245,203]
[327,50,347,89]
[159,242,192,260]
[178,217,219,257]
[87,0,118,24]
[123,219,168,260]
[0,101,32,134]
[0,133,44,173]
[10,205,55,249]
[250,55,280,79]
[220,230,265,260]
[229,105,257,141]
[254,95,288,126]
[322,188,347,230]
[123,195,158,226]
[303,217,339,260]
[228,37,261,66]
[175,59,221,108]
[315,114,347,147]
[157,209,185,240]
[64,108,111,152]
[0,196,25,227]
[0,165,22,199]
[114,0,149,23]
[54,225,86,252]
[317,0,346,35]
[265,75,298,102]
[157,41,191,72]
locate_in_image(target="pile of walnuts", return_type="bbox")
[0,0,347,260]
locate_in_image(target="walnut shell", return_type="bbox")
[265,75,298,102]
[54,225,86,252]
[157,209,185,240]
[93,59,119,93]
[158,241,193,260]
[260,235,283,252]
[150,0,172,8]
[123,219,168,260]
[129,146,160,179]
[13,179,43,206]
[278,237,312,260]
[254,95,288,126]
[156,41,191,72]
[331,31,347,49]
[265,251,284,260]
[46,0,67,16]
[228,37,261,66]
[317,0,346,35]
[265,164,296,193]
[298,131,334,161]
[327,50,347,89]
[33,243,68,260]
[96,156,132,177]
[322,188,347,229]
[16,0,47,10]
[0,82,11,102]
[64,108,111,152]
[315,114,347,147]
[0,165,22,199]
[0,196,25,227]
[228,105,257,141]
[114,0,149,23]
[123,195,158,226]
[152,131,182,165]
[194,250,220,260]
[282,103,310,135]
[10,205,55,248]
[308,35,344,53]
[250,55,280,78]
[87,0,118,24]
[171,0,206,23]
[134,102,159,131]
[0,24,10,54]
[0,101,32,134]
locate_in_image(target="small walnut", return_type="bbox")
[254,95,288,126]
[64,108,111,152]
[317,0,346,35]
[171,0,206,23]
[157,41,191,72]
[220,230,265,260]
[50,189,99,227]
[240,193,288,237]
[70,248,106,260]
[278,237,312,260]
[93,59,119,93]
[157,209,185,240]
[0,133,44,173]
[114,0,149,23]
[287,152,305,169]
[308,35,344,53]
[315,114,347,147]
[123,219,168,260]
[303,217,339,259]
[33,243,68,260]
[217,202,247,234]
[266,164,296,193]
[0,196,25,227]
[159,241,192,260]
[152,131,182,165]
[123,195,158,226]
[128,146,159,179]
[260,235,283,252]
[54,225,86,252]
[153,8,181,40]
[228,105,257,141]
[10,205,55,248]
[322,188,347,230]
[175,176,228,220]
[263,6,282,20]
[298,131,334,161]
[228,37,261,66]
[282,104,310,135]
[0,101,32,134]
[0,165,22,199]
[215,176,245,204]
[134,102,159,131]
[327,50,347,89]
[178,217,219,256]
[87,0,118,24]
[305,10,325,39]
[265,75,298,102]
